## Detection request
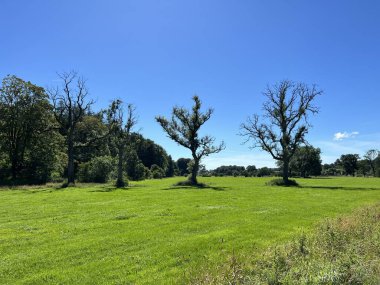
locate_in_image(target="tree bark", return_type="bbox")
[67,137,75,185]
[189,157,199,185]
[371,164,376,177]
[283,158,290,184]
[11,157,17,180]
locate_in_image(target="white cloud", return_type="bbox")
[333,131,359,141]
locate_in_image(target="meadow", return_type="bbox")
[1,177,380,284]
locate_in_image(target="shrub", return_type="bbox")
[78,156,114,183]
[151,164,165,179]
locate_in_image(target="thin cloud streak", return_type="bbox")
[333,131,359,141]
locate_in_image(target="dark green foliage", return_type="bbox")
[166,155,175,177]
[151,164,165,179]
[74,114,110,162]
[133,133,169,171]
[363,149,379,176]
[245,165,258,177]
[177,158,191,176]
[337,154,360,176]
[78,156,114,183]
[322,163,340,176]
[0,75,61,183]
[125,150,148,181]
[357,159,371,176]
[289,146,322,177]
[213,165,245,177]
[257,167,272,177]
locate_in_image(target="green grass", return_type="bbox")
[0,177,380,284]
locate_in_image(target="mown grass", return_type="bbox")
[0,177,380,284]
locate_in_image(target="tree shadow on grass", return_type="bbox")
[299,185,380,191]
[89,184,143,193]
[163,184,229,191]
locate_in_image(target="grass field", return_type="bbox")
[1,177,380,284]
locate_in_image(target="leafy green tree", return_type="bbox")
[357,159,371,177]
[166,155,175,177]
[245,165,257,177]
[240,80,321,185]
[125,149,148,181]
[151,164,165,179]
[257,167,272,177]
[322,163,339,176]
[338,154,360,176]
[289,146,322,177]
[176,158,191,176]
[0,75,57,181]
[212,165,245,176]
[156,96,224,185]
[133,134,169,171]
[364,149,379,176]
[376,155,380,177]
[74,113,110,163]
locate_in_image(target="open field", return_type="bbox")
[1,177,380,284]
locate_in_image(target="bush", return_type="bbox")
[151,164,165,179]
[78,156,114,183]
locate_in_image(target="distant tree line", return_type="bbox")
[322,150,380,177]
[199,148,380,178]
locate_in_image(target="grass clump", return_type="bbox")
[266,178,299,187]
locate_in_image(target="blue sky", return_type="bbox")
[1,0,379,169]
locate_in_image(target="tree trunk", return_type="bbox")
[116,145,125,187]
[283,158,290,184]
[189,158,199,185]
[11,156,18,180]
[67,138,75,185]
[371,164,376,177]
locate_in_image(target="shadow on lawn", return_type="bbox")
[89,184,144,193]
[163,185,229,191]
[300,185,380,191]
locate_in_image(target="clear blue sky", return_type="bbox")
[1,0,379,169]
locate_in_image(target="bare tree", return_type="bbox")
[156,95,224,185]
[240,80,322,184]
[108,99,137,188]
[48,71,94,185]
[364,149,379,176]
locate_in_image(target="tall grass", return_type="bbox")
[192,203,380,284]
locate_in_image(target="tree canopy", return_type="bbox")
[156,95,224,185]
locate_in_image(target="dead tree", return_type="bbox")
[48,71,94,185]
[240,80,322,184]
